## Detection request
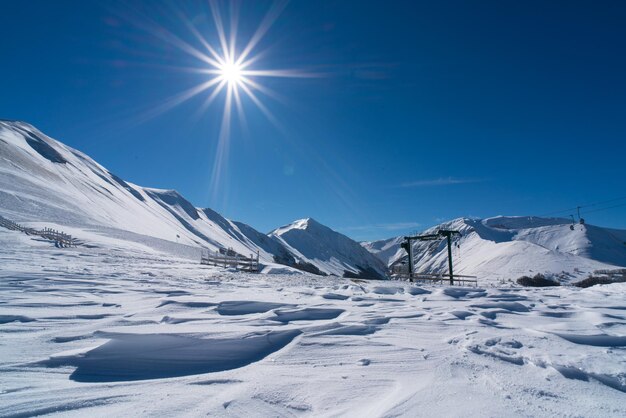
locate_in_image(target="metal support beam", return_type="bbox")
[401,229,461,285]
[446,234,454,285]
[401,238,415,280]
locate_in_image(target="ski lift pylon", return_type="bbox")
[577,206,585,225]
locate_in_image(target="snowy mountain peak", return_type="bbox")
[273,217,323,234]
[270,218,388,279]
[290,218,314,230]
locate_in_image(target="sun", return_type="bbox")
[136,1,310,127]
[218,59,244,86]
[132,1,312,205]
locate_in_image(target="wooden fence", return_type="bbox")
[201,249,260,272]
[392,272,478,287]
[0,215,78,247]
[0,215,29,232]
[36,227,76,247]
[593,269,626,279]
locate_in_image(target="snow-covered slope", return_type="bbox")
[361,236,405,269]
[270,218,388,279]
[0,120,291,265]
[363,216,626,283]
[0,120,389,277]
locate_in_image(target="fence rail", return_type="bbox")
[0,215,78,247]
[201,249,260,272]
[392,272,478,287]
[593,269,626,277]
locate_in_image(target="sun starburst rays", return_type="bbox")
[139,0,306,205]
[123,0,313,207]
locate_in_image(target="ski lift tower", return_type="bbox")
[401,229,461,285]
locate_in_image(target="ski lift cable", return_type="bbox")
[539,195,626,217]
[541,207,580,217]
[579,195,626,211]
[579,201,626,215]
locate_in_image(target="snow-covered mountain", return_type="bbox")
[269,218,388,279]
[0,120,384,278]
[0,120,279,260]
[4,120,626,283]
[362,216,626,283]
[361,235,405,270]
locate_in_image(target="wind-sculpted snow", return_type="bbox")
[216,301,291,316]
[470,302,531,312]
[553,333,626,347]
[41,330,302,382]
[268,308,345,323]
[321,292,350,300]
[1,222,626,416]
[0,314,35,324]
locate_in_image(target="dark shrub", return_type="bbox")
[517,273,560,287]
[344,265,386,280]
[272,254,327,276]
[573,276,626,288]
[294,261,327,276]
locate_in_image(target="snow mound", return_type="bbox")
[40,330,301,382]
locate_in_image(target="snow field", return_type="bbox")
[0,230,625,417]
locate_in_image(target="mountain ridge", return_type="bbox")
[270,218,388,279]
[362,216,626,283]
[0,120,384,279]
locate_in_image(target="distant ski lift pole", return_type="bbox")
[400,239,414,276]
[577,206,585,225]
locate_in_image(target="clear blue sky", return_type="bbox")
[1,0,625,240]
